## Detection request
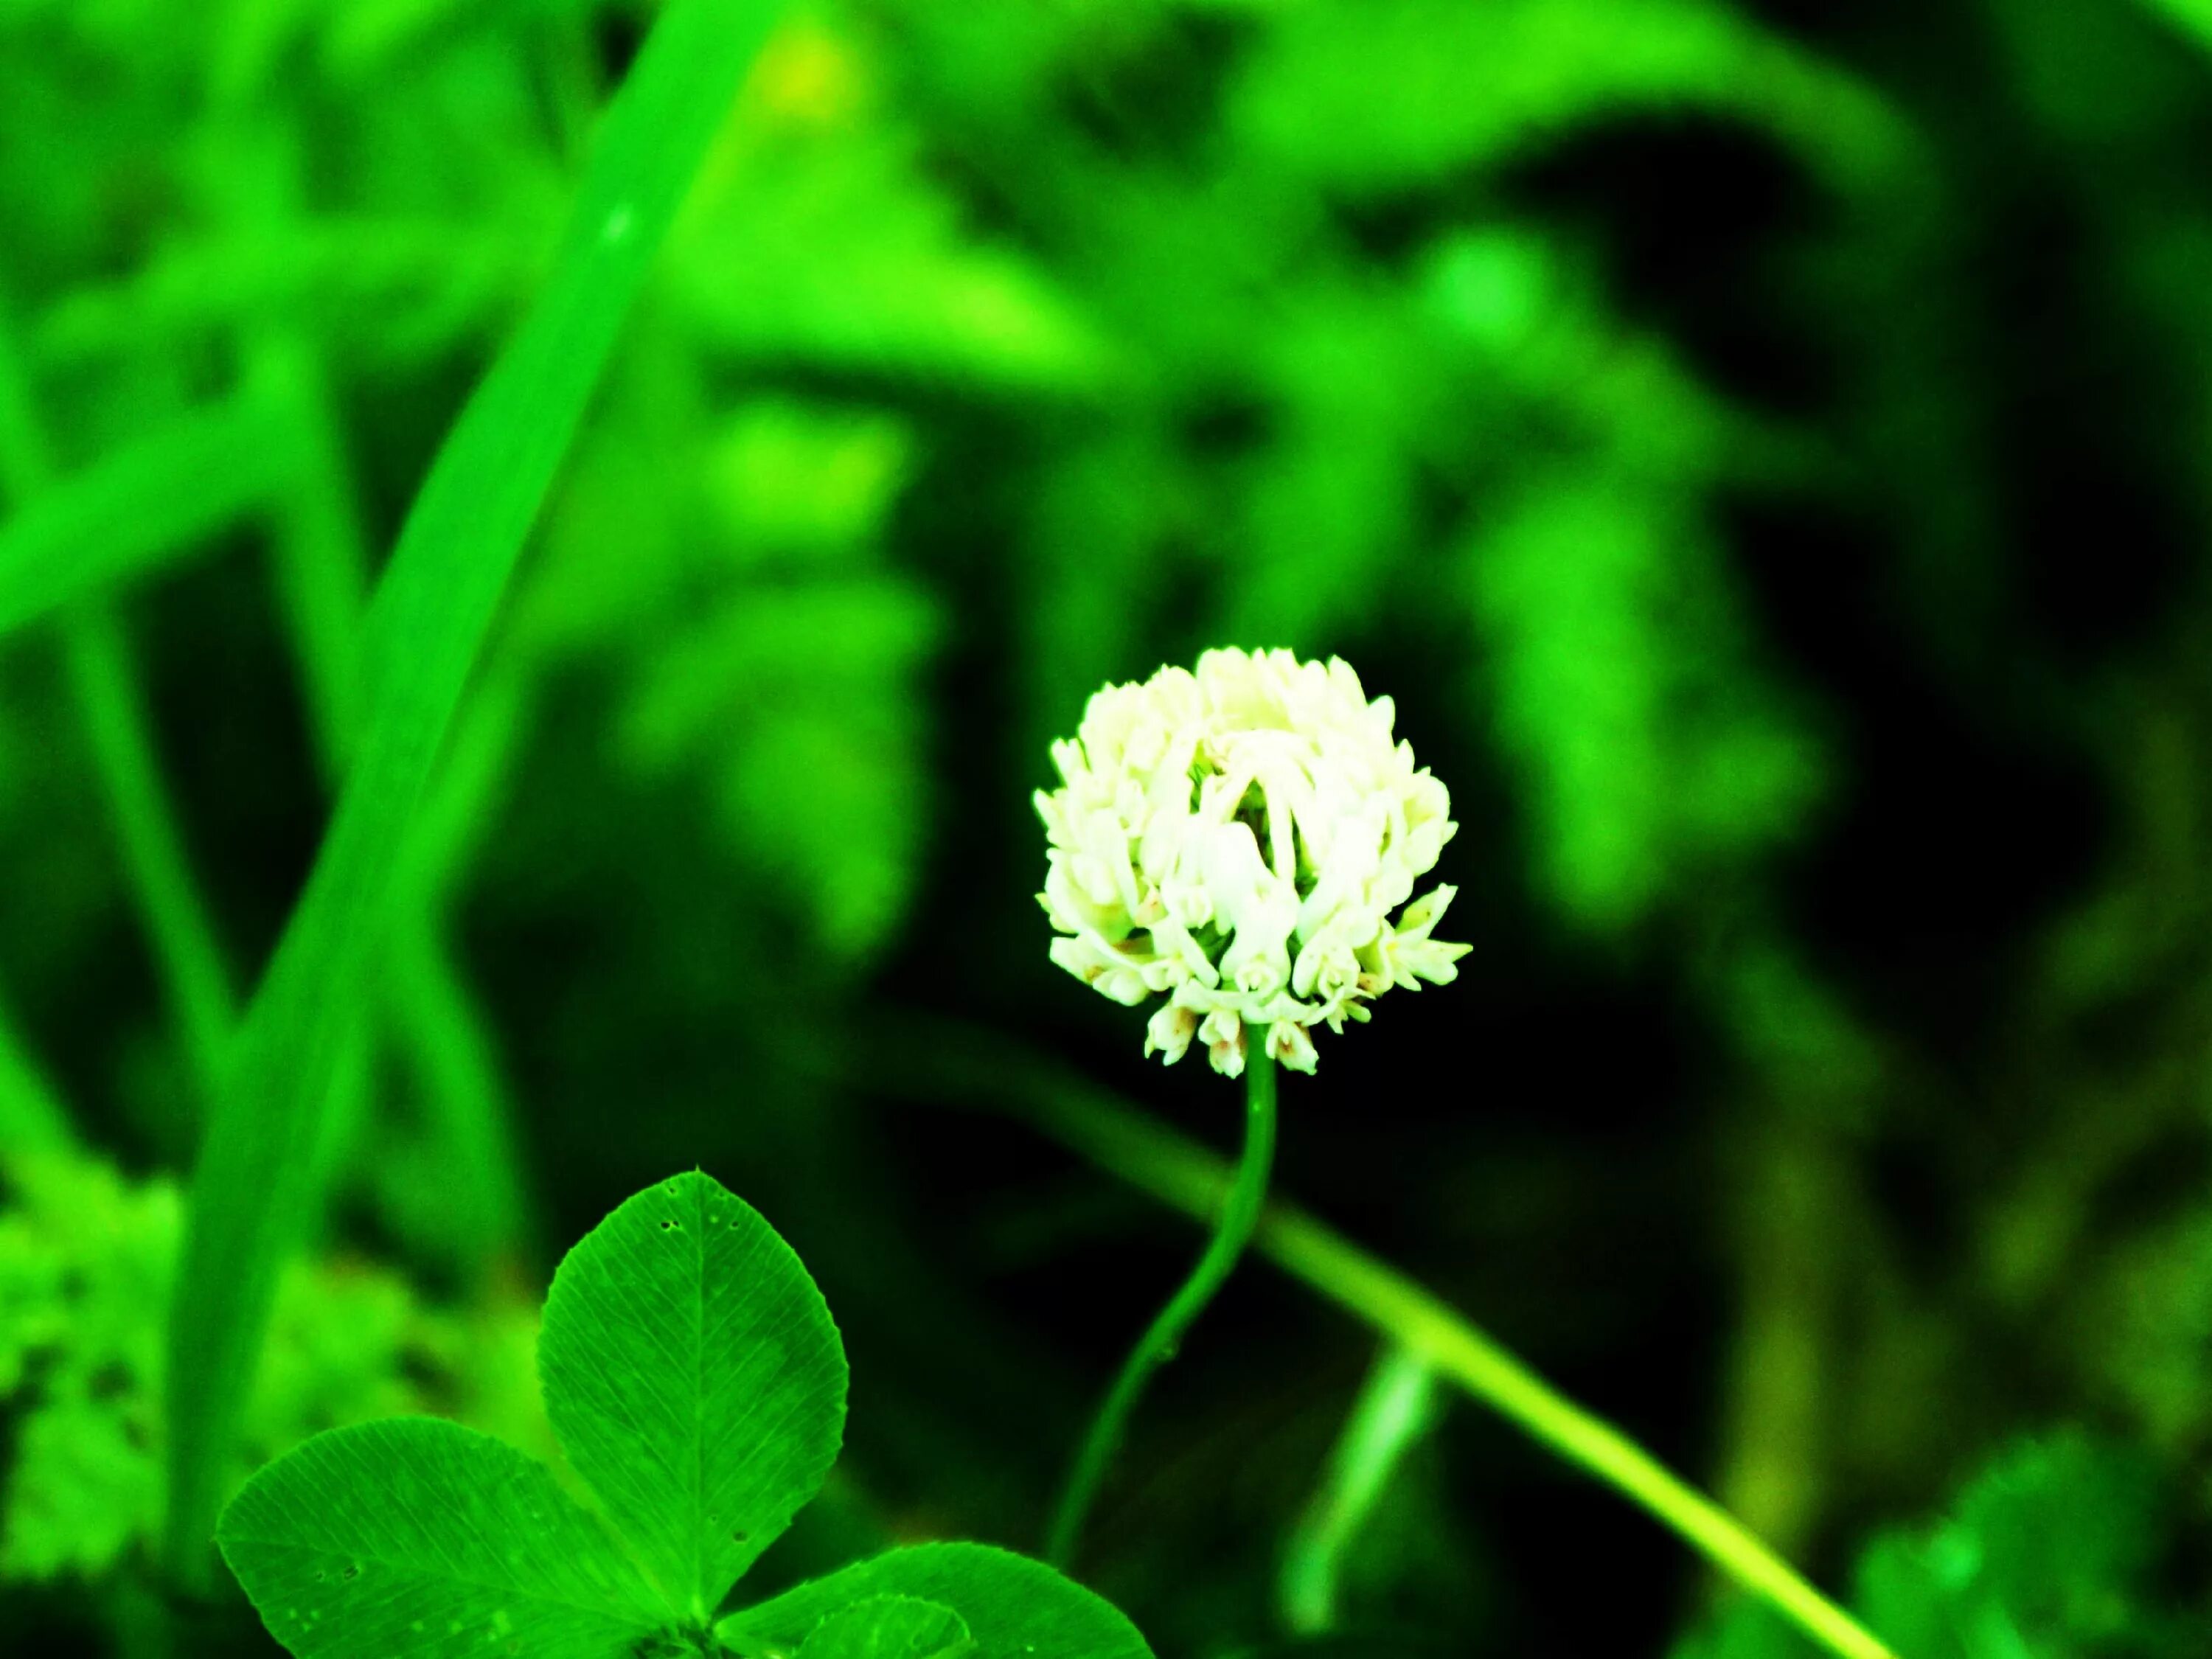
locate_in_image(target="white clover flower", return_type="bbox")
[1036,647,1470,1077]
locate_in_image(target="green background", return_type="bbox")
[6,0,2212,1653]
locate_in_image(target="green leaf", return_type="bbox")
[538,1170,846,1619]
[0,394,299,639]
[159,0,790,1587]
[669,131,1110,394]
[1674,1432,2186,1659]
[1229,0,1911,200]
[216,1418,666,1659]
[719,1543,1152,1659]
[1852,1433,2174,1658]
[795,1598,973,1659]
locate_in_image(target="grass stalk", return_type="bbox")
[160,0,793,1587]
[244,313,538,1279]
[0,296,237,1121]
[59,608,237,1110]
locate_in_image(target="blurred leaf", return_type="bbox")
[530,387,940,964]
[1226,283,1430,647]
[1676,1433,2188,1659]
[0,1145,494,1583]
[706,399,912,558]
[1467,479,1823,930]
[0,1149,174,1579]
[672,128,1110,391]
[538,1171,847,1618]
[1230,0,1911,197]
[1854,1434,2177,1659]
[218,1419,667,1659]
[1281,1347,1441,1633]
[1673,1599,1813,1659]
[34,220,538,369]
[620,579,940,959]
[2136,0,2212,57]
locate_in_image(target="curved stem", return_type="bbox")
[885,1024,1893,1659]
[1046,1053,1278,1568]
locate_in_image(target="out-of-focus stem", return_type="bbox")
[1281,1343,1438,1632]
[1046,1054,1278,1568]
[0,295,236,1123]
[60,609,237,1110]
[237,264,538,1279]
[1709,1112,1841,1571]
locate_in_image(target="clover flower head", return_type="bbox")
[1036,647,1470,1077]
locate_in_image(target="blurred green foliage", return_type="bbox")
[6,0,2212,1652]
[0,1141,542,1582]
[1681,1434,2197,1659]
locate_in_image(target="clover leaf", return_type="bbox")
[536,1171,847,1618]
[792,1597,973,1659]
[218,1171,1151,1659]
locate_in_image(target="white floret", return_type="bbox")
[1037,647,1470,1077]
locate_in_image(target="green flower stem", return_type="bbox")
[1046,1052,1278,1568]
[900,1032,1893,1659]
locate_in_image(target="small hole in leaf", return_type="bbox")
[732,1528,748,1543]
[342,1565,359,1581]
[661,1220,679,1231]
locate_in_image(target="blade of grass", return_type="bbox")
[244,299,538,1280]
[0,990,72,1153]
[0,393,300,639]
[0,302,240,1124]
[250,333,371,769]
[382,909,533,1273]
[59,608,238,1109]
[160,0,790,1588]
[886,1026,1899,1659]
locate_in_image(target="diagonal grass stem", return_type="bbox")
[0,298,239,1123]
[160,0,790,1587]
